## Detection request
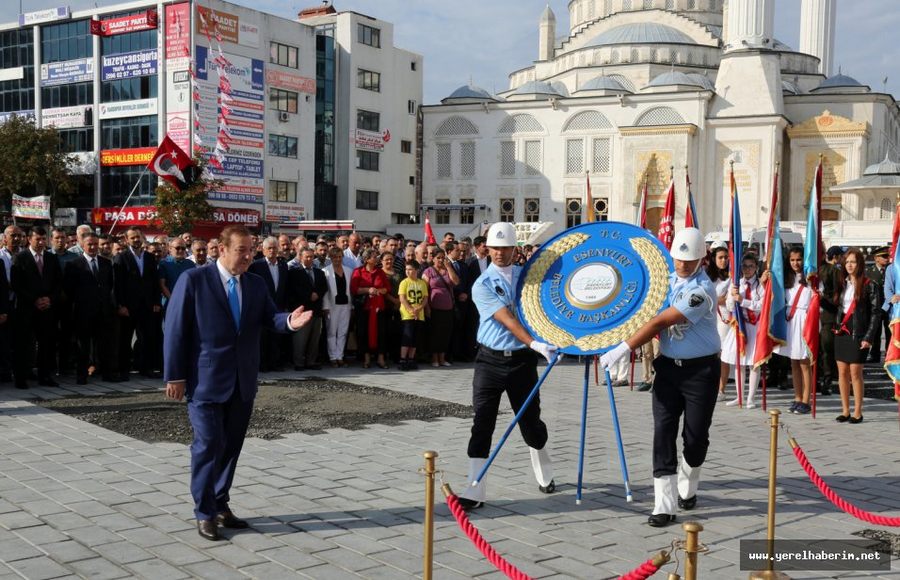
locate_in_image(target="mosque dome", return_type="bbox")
[864,155,900,176]
[811,73,870,93]
[509,80,565,98]
[442,84,498,104]
[576,76,630,93]
[583,23,695,48]
[645,71,708,91]
[685,73,716,92]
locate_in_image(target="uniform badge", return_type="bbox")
[495,285,505,296]
[689,294,705,308]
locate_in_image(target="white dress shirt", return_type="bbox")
[266,259,280,288]
[130,247,145,276]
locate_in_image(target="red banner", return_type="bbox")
[165,3,191,64]
[101,147,156,166]
[91,206,260,228]
[91,10,157,36]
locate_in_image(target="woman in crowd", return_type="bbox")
[422,248,459,367]
[350,248,390,369]
[381,251,403,364]
[775,246,814,414]
[322,247,352,367]
[706,243,731,401]
[833,248,879,423]
[721,253,763,409]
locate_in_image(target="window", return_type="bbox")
[270,88,298,113]
[58,127,93,152]
[101,165,156,206]
[594,198,609,221]
[0,28,35,114]
[41,19,92,64]
[42,82,92,108]
[524,198,540,223]
[269,180,297,203]
[500,141,516,176]
[460,142,475,178]
[101,75,157,103]
[101,115,157,149]
[524,140,541,176]
[566,198,582,228]
[460,198,474,225]
[408,100,417,115]
[358,23,381,48]
[566,139,584,174]
[499,198,515,222]
[401,140,412,154]
[356,189,378,210]
[269,134,298,158]
[357,109,380,131]
[269,42,298,68]
[436,143,451,179]
[665,0,675,8]
[411,61,417,71]
[100,11,155,55]
[688,0,696,8]
[643,0,653,7]
[435,199,450,224]
[623,0,632,9]
[357,68,381,92]
[881,198,893,219]
[592,137,611,174]
[356,150,379,171]
[408,176,415,185]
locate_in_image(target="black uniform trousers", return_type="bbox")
[651,354,720,478]
[870,309,891,360]
[467,347,548,458]
[818,311,837,383]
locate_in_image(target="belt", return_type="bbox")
[478,345,530,358]
[659,353,719,368]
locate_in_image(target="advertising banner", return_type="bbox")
[41,105,90,129]
[40,58,93,86]
[91,205,260,228]
[265,203,307,222]
[195,44,265,204]
[19,6,70,26]
[91,10,157,36]
[12,195,51,220]
[101,48,158,81]
[0,67,24,82]
[98,98,157,119]
[100,147,156,166]
[196,6,258,47]
[0,110,34,124]
[354,129,385,152]
[265,70,315,95]
[164,3,191,70]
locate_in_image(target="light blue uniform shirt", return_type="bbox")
[472,263,527,352]
[658,270,721,360]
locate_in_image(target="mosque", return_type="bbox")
[419,0,900,247]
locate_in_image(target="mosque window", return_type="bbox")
[524,198,540,222]
[665,0,674,8]
[435,199,451,224]
[688,0,696,8]
[610,50,620,64]
[643,0,653,8]
[605,0,613,15]
[630,48,639,63]
[623,0,632,10]
[500,141,516,176]
[566,198,583,228]
[594,198,609,221]
[460,142,476,178]
[525,140,542,176]
[635,106,686,125]
[865,198,875,219]
[564,110,614,132]
[651,49,660,62]
[881,198,893,219]
[499,198,515,222]
[497,114,544,134]
[436,143,452,179]
[435,116,478,136]
[460,198,475,224]
[566,139,585,175]
[592,138,612,174]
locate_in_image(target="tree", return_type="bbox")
[153,157,222,235]
[0,114,76,209]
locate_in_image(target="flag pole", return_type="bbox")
[731,160,744,408]
[108,165,151,236]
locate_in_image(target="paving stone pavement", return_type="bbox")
[0,360,898,579]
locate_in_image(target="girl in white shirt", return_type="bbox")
[706,245,732,400]
[774,247,813,414]
[720,254,763,408]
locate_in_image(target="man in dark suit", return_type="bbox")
[65,233,117,384]
[447,241,473,362]
[247,237,289,371]
[164,225,312,541]
[288,248,328,370]
[11,226,62,388]
[462,236,491,361]
[114,227,162,379]
[866,246,890,362]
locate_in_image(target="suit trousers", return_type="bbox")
[187,388,254,521]
[467,348,548,458]
[818,312,837,381]
[118,309,160,375]
[292,314,323,367]
[0,309,13,379]
[651,355,720,477]
[15,308,56,381]
[325,304,351,361]
[74,314,112,379]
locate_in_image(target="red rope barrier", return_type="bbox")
[619,557,663,580]
[445,493,534,580]
[792,443,900,526]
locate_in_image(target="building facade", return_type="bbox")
[420,0,900,247]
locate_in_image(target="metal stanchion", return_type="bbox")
[749,410,791,579]
[422,451,438,580]
[682,521,703,580]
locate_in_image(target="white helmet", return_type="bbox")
[486,222,517,247]
[670,228,705,261]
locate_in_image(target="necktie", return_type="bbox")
[227,276,241,330]
[90,257,99,279]
[35,252,43,275]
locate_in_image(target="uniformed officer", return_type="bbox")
[866,246,890,362]
[458,222,559,510]
[600,228,721,527]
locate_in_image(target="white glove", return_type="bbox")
[529,340,558,364]
[599,342,631,370]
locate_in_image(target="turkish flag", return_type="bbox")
[657,178,675,250]
[423,211,436,244]
[147,135,196,191]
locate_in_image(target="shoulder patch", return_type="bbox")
[689,293,705,308]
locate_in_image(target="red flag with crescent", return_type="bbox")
[147,135,195,191]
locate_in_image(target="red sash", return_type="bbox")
[786,285,805,321]
[833,277,868,336]
[743,280,758,325]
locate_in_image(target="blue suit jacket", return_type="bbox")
[163,265,290,402]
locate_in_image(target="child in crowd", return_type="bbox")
[775,246,814,414]
[398,260,429,370]
[721,253,763,409]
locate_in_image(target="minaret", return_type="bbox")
[799,0,836,76]
[539,4,556,62]
[722,0,774,52]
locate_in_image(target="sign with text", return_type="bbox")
[91,10,157,36]
[354,129,385,152]
[100,147,156,166]
[41,105,90,129]
[196,6,258,47]
[101,48,158,81]
[19,6,70,26]
[98,98,157,119]
[265,203,307,222]
[12,195,51,220]
[164,3,191,70]
[40,58,93,86]
[91,205,260,228]
[265,70,315,95]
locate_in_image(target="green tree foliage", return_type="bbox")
[0,115,76,208]
[153,157,223,235]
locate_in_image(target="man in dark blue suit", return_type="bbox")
[247,237,289,371]
[163,226,312,541]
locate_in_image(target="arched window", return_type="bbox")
[434,116,479,137]
[497,113,545,134]
[881,198,893,220]
[634,106,686,126]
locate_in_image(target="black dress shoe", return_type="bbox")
[197,519,220,541]
[848,415,864,424]
[216,511,249,529]
[647,513,677,527]
[835,414,850,423]
[38,378,59,387]
[538,480,556,494]
[457,497,484,511]
[678,495,697,510]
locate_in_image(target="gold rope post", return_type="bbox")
[749,410,791,579]
[423,451,438,580]
[682,521,703,580]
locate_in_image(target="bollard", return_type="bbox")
[422,451,438,580]
[748,410,791,579]
[682,521,703,580]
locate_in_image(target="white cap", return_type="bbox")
[709,240,727,251]
[486,222,517,247]
[670,228,705,261]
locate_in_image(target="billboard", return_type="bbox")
[91,10,157,36]
[91,205,260,228]
[12,195,51,220]
[40,58,93,86]
[196,6,258,47]
[41,105,91,129]
[19,6,70,26]
[101,48,158,81]
[164,3,191,70]
[100,147,156,166]
[98,99,157,120]
[265,69,315,95]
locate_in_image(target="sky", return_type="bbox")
[5,0,899,105]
